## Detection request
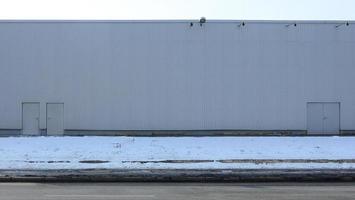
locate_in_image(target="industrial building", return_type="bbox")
[0,20,354,136]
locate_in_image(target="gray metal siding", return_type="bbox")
[0,21,354,130]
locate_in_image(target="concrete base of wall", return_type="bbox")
[64,130,309,136]
[340,130,355,136]
[0,129,21,137]
[64,130,355,136]
[1,129,355,137]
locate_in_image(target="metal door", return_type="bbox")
[323,103,340,134]
[22,102,40,135]
[46,103,64,136]
[307,102,340,135]
[307,103,323,134]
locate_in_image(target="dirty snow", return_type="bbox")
[0,136,355,170]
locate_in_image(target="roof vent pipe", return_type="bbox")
[199,17,206,26]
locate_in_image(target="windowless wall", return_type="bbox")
[0,20,354,135]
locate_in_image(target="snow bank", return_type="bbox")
[0,136,354,170]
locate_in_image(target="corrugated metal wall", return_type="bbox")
[0,21,354,130]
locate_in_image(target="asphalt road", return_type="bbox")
[0,182,355,200]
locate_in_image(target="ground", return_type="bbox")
[1,182,355,200]
[1,136,355,170]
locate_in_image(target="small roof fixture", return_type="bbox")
[285,23,297,27]
[335,22,350,28]
[238,22,245,27]
[199,17,206,26]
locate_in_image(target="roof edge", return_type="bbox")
[0,19,354,24]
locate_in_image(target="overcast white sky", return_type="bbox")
[0,0,354,20]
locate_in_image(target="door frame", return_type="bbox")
[21,102,40,135]
[46,102,64,135]
[306,102,341,135]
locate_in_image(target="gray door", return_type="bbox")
[22,102,40,135]
[307,102,340,135]
[46,103,64,136]
[323,103,340,134]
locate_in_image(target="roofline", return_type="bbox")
[0,19,354,24]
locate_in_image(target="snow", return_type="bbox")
[0,136,354,170]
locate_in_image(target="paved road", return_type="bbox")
[0,182,355,200]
